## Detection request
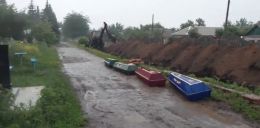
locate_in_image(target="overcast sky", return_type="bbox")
[7,0,260,29]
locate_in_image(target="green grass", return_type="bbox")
[74,42,260,121]
[1,43,86,128]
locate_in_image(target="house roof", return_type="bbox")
[171,26,222,36]
[244,24,260,36]
[163,29,177,38]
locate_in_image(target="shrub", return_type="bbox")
[9,43,40,56]
[31,20,58,45]
[78,36,88,45]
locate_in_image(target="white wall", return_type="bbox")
[244,37,260,42]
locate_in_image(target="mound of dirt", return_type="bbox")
[105,41,260,86]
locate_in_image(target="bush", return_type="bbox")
[10,42,40,55]
[78,36,88,45]
[0,41,85,127]
[32,20,58,45]
[26,36,33,43]
[188,28,201,39]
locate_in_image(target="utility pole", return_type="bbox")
[151,14,154,43]
[223,0,230,37]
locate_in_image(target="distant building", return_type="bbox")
[171,26,222,38]
[148,28,176,43]
[243,24,260,42]
[89,30,101,37]
[162,29,177,44]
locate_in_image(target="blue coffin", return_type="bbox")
[168,72,211,101]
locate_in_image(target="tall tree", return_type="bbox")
[31,20,58,44]
[28,0,36,16]
[62,11,90,39]
[235,18,254,35]
[0,0,6,6]
[235,18,253,28]
[27,0,40,25]
[188,28,201,38]
[36,6,40,19]
[0,3,27,40]
[41,0,60,40]
[180,20,194,29]
[195,18,206,26]
[58,21,62,28]
[105,22,124,40]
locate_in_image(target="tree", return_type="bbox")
[180,20,194,29]
[58,21,62,28]
[171,27,178,31]
[215,29,224,38]
[139,23,164,30]
[235,18,253,28]
[0,3,27,40]
[215,26,240,38]
[105,22,124,40]
[188,28,201,38]
[195,18,206,26]
[41,1,60,39]
[123,26,149,41]
[218,19,255,37]
[31,20,58,44]
[27,0,40,25]
[0,0,6,6]
[235,18,254,35]
[62,11,90,39]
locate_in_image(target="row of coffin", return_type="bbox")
[104,58,212,102]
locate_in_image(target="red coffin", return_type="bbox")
[135,68,166,87]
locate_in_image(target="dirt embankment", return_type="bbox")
[105,41,260,87]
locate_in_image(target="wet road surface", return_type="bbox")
[56,43,253,128]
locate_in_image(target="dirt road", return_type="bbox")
[56,43,253,128]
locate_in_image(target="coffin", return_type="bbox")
[113,62,137,75]
[168,72,211,101]
[104,58,118,68]
[135,68,166,87]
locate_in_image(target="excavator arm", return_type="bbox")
[99,24,106,39]
[104,22,117,43]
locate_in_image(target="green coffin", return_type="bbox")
[113,62,137,75]
[104,58,118,68]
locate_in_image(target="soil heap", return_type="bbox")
[105,41,260,87]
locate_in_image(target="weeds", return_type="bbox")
[0,42,85,128]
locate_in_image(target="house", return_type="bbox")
[89,30,101,37]
[148,28,164,37]
[171,26,222,38]
[243,24,260,42]
[162,29,177,44]
[148,28,176,43]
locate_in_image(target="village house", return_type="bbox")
[148,28,176,43]
[162,29,177,44]
[242,24,260,42]
[171,26,222,38]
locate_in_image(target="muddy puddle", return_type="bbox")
[55,42,257,128]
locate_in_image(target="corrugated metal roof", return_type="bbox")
[171,26,223,36]
[163,29,177,38]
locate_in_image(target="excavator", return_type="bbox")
[87,22,117,50]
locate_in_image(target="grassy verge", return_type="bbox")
[1,42,85,128]
[74,42,260,121]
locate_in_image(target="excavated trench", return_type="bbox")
[54,42,258,128]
